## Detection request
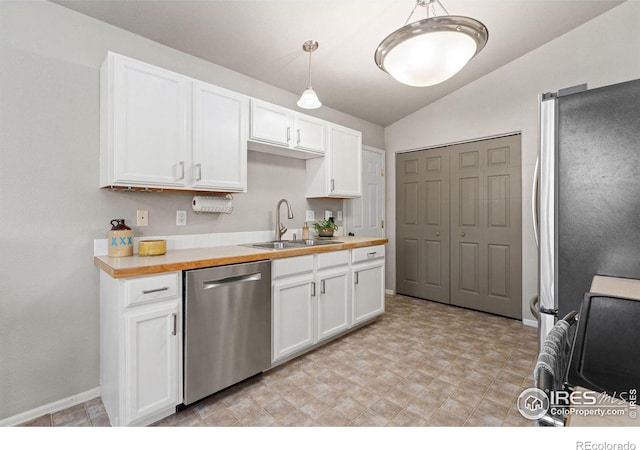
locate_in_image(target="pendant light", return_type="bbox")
[297,40,322,109]
[375,0,488,87]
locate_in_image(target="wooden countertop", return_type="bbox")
[94,236,388,278]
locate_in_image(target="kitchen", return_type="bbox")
[1,0,639,446]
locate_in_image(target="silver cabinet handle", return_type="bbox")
[171,313,177,336]
[367,252,377,258]
[177,161,185,180]
[435,231,440,237]
[286,127,291,143]
[461,232,466,237]
[142,286,170,295]
[320,279,326,294]
[532,156,540,247]
[354,272,359,285]
[202,273,261,290]
[330,179,335,192]
[311,281,316,297]
[195,163,202,182]
[297,129,301,145]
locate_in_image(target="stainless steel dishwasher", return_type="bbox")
[183,260,271,405]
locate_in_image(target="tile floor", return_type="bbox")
[19,294,539,427]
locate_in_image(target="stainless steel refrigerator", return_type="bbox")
[536,78,640,347]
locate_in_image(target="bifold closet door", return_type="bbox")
[449,135,522,319]
[396,148,450,304]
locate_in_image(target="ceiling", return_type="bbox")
[55,0,623,126]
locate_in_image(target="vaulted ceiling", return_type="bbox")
[55,0,623,126]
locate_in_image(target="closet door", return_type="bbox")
[396,149,450,304]
[450,135,522,319]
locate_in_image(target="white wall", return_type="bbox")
[384,1,640,321]
[0,1,384,420]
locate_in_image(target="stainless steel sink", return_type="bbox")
[243,239,342,250]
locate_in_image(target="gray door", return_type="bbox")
[396,134,522,319]
[450,135,522,318]
[396,148,450,304]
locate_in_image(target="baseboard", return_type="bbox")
[385,289,395,295]
[0,386,101,427]
[522,318,538,328]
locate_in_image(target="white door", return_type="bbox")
[112,55,190,187]
[294,113,325,153]
[272,274,314,362]
[346,146,385,237]
[125,303,179,424]
[192,81,248,192]
[328,124,362,197]
[249,99,292,147]
[352,260,385,326]
[317,266,350,342]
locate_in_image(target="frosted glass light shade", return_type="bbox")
[297,87,322,109]
[375,15,488,87]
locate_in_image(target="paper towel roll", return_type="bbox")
[192,195,233,214]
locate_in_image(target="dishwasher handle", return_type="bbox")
[202,272,262,290]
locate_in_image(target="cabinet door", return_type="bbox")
[272,274,314,362]
[352,260,385,326]
[112,55,190,187]
[250,99,293,147]
[294,113,325,153]
[328,124,362,197]
[192,81,248,191]
[125,303,179,424]
[317,266,350,342]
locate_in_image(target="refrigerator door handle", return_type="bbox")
[532,157,539,248]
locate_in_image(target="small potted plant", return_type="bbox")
[312,218,338,238]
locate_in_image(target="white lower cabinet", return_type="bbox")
[100,271,182,427]
[352,246,386,326]
[316,251,351,342]
[272,247,383,365]
[272,268,315,361]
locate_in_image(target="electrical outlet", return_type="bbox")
[337,210,343,221]
[136,210,148,226]
[176,210,187,226]
[325,210,333,220]
[305,210,315,222]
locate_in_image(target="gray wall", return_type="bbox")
[384,1,640,321]
[0,1,384,420]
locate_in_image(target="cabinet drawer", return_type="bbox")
[352,245,385,264]
[317,250,349,270]
[126,272,180,307]
[272,255,314,279]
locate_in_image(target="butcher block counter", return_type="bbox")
[94,236,388,278]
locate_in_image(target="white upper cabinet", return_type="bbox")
[248,99,326,158]
[192,81,248,192]
[102,53,190,188]
[306,123,362,198]
[294,113,325,153]
[100,52,248,192]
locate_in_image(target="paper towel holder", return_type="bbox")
[192,194,233,214]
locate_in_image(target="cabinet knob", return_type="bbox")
[435,231,440,237]
[460,232,466,237]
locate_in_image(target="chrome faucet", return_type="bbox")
[275,199,294,241]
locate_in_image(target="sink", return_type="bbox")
[243,239,342,250]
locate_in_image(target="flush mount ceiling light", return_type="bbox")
[297,40,322,109]
[375,0,488,87]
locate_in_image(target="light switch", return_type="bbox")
[337,210,343,221]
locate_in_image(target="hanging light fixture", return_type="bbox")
[297,40,322,109]
[375,0,488,87]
